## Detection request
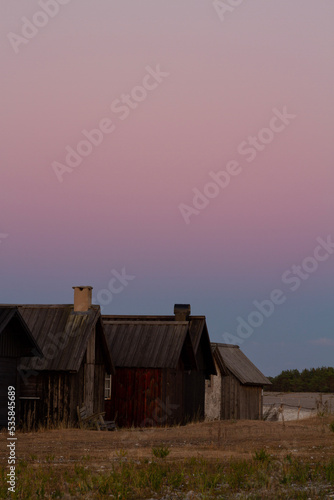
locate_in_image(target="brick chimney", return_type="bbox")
[174,304,191,321]
[73,286,93,312]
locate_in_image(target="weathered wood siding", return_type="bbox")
[106,367,187,427]
[220,371,262,420]
[19,364,86,429]
[94,327,108,414]
[94,364,106,414]
[0,358,18,427]
[183,370,205,422]
[0,317,35,427]
[183,336,207,422]
[106,368,163,427]
[21,372,70,429]
[163,368,184,425]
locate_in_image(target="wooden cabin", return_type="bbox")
[205,343,271,420]
[0,307,42,428]
[103,304,216,427]
[2,286,114,429]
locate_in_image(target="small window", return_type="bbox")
[105,374,112,399]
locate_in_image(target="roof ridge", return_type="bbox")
[213,342,239,348]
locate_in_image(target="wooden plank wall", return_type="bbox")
[0,358,17,427]
[94,329,108,414]
[239,386,262,419]
[18,327,108,429]
[69,363,85,422]
[221,372,262,420]
[20,372,71,429]
[183,370,205,422]
[163,368,184,425]
[93,364,106,414]
[108,368,163,427]
[84,328,95,414]
[19,366,88,429]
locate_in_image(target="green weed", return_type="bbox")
[152,445,170,459]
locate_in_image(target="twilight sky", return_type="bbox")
[1,0,334,376]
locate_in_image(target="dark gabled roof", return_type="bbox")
[103,319,197,370]
[212,343,271,386]
[210,344,228,376]
[0,306,42,357]
[0,307,16,333]
[16,305,114,373]
[189,319,216,377]
[102,311,216,377]
[188,317,206,352]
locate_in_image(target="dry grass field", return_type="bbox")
[1,411,334,499]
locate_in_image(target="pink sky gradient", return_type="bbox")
[1,0,334,375]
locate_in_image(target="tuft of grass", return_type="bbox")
[329,420,334,432]
[325,459,334,483]
[152,445,170,459]
[253,448,271,462]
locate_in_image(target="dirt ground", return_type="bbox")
[1,415,334,470]
[1,392,334,470]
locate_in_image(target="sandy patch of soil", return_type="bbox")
[263,392,334,421]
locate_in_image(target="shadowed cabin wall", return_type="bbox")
[94,326,108,414]
[106,367,163,427]
[19,326,107,429]
[183,337,206,421]
[106,362,185,427]
[20,367,85,429]
[221,370,262,420]
[84,329,95,415]
[0,317,35,427]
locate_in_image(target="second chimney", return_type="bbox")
[73,286,93,312]
[174,304,191,321]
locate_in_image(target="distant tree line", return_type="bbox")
[266,367,334,392]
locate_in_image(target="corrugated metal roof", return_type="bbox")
[16,305,114,373]
[212,343,271,386]
[103,320,196,369]
[0,306,42,356]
